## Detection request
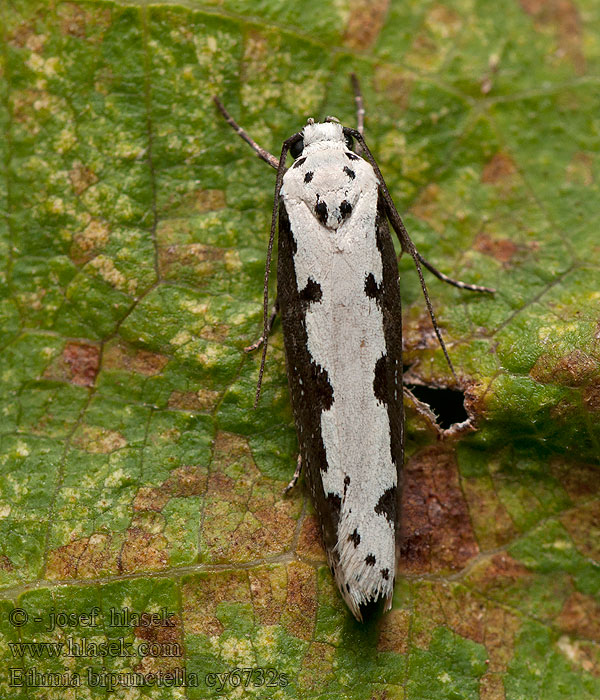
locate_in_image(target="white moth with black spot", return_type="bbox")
[214,77,493,621]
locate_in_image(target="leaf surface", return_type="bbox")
[0,1,599,698]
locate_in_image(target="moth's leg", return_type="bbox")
[244,298,279,353]
[283,454,303,495]
[350,73,365,136]
[414,251,495,294]
[213,96,279,170]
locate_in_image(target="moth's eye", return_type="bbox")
[290,137,304,159]
[344,133,354,151]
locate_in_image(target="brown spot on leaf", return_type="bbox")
[583,381,600,411]
[70,219,110,264]
[557,635,600,677]
[530,349,598,387]
[46,533,118,579]
[170,188,226,214]
[481,152,518,184]
[132,464,209,512]
[165,464,207,498]
[411,581,520,670]
[182,571,250,637]
[59,4,88,38]
[464,552,538,611]
[561,500,600,561]
[158,243,226,281]
[69,160,98,195]
[480,605,522,672]
[377,609,410,653]
[249,567,288,625]
[134,612,180,645]
[133,487,171,513]
[566,152,594,186]
[298,641,335,690]
[8,22,45,50]
[556,592,600,641]
[474,233,519,265]
[462,475,518,549]
[399,445,479,574]
[551,458,600,501]
[118,528,168,573]
[159,243,226,265]
[475,552,532,588]
[343,0,390,50]
[72,425,127,453]
[410,183,443,230]
[203,432,299,562]
[62,342,100,387]
[480,673,506,700]
[296,514,326,561]
[167,389,219,411]
[282,561,317,641]
[58,3,111,40]
[103,341,168,376]
[200,323,230,342]
[133,612,182,675]
[374,64,414,109]
[0,555,13,571]
[426,4,463,34]
[43,341,100,387]
[519,0,585,75]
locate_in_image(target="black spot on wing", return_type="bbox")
[326,492,341,522]
[292,156,307,169]
[299,277,322,308]
[381,568,390,580]
[278,203,296,255]
[340,200,352,220]
[346,152,359,161]
[348,529,360,547]
[365,554,376,566]
[364,272,382,303]
[315,438,328,473]
[343,475,350,496]
[343,166,355,179]
[311,361,334,411]
[374,193,404,469]
[373,354,388,404]
[374,486,397,524]
[315,199,328,226]
[304,171,313,183]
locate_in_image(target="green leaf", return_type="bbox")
[1,1,599,698]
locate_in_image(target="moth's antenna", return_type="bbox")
[213,96,279,170]
[254,133,302,407]
[350,73,365,136]
[348,128,459,383]
[415,251,495,293]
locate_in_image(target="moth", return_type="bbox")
[214,77,493,621]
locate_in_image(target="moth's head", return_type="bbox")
[289,117,355,159]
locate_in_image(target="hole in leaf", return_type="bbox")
[406,384,468,429]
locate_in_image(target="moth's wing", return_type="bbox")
[375,191,404,544]
[276,201,340,557]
